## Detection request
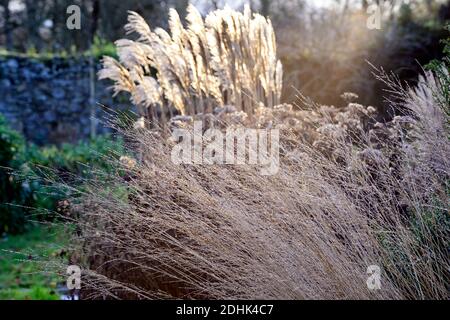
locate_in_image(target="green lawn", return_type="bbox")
[0,224,68,300]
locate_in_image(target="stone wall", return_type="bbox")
[0,56,132,145]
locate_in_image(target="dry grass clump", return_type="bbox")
[98,5,282,124]
[68,68,449,300]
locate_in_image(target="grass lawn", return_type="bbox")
[0,223,69,300]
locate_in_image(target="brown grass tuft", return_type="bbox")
[69,67,449,299]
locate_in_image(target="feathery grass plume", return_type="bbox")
[98,5,283,125]
[67,67,449,299]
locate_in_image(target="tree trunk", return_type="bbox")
[24,0,39,51]
[260,0,271,17]
[2,0,12,51]
[362,0,369,11]
[89,0,100,139]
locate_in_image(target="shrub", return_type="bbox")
[0,116,125,235]
[18,135,127,224]
[426,24,450,107]
[23,135,126,179]
[0,36,117,61]
[0,115,30,234]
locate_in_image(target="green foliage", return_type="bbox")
[409,196,450,253]
[0,115,125,235]
[23,135,125,176]
[426,24,450,109]
[0,286,60,300]
[88,36,117,60]
[0,37,117,61]
[0,115,30,234]
[0,115,25,167]
[0,224,67,300]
